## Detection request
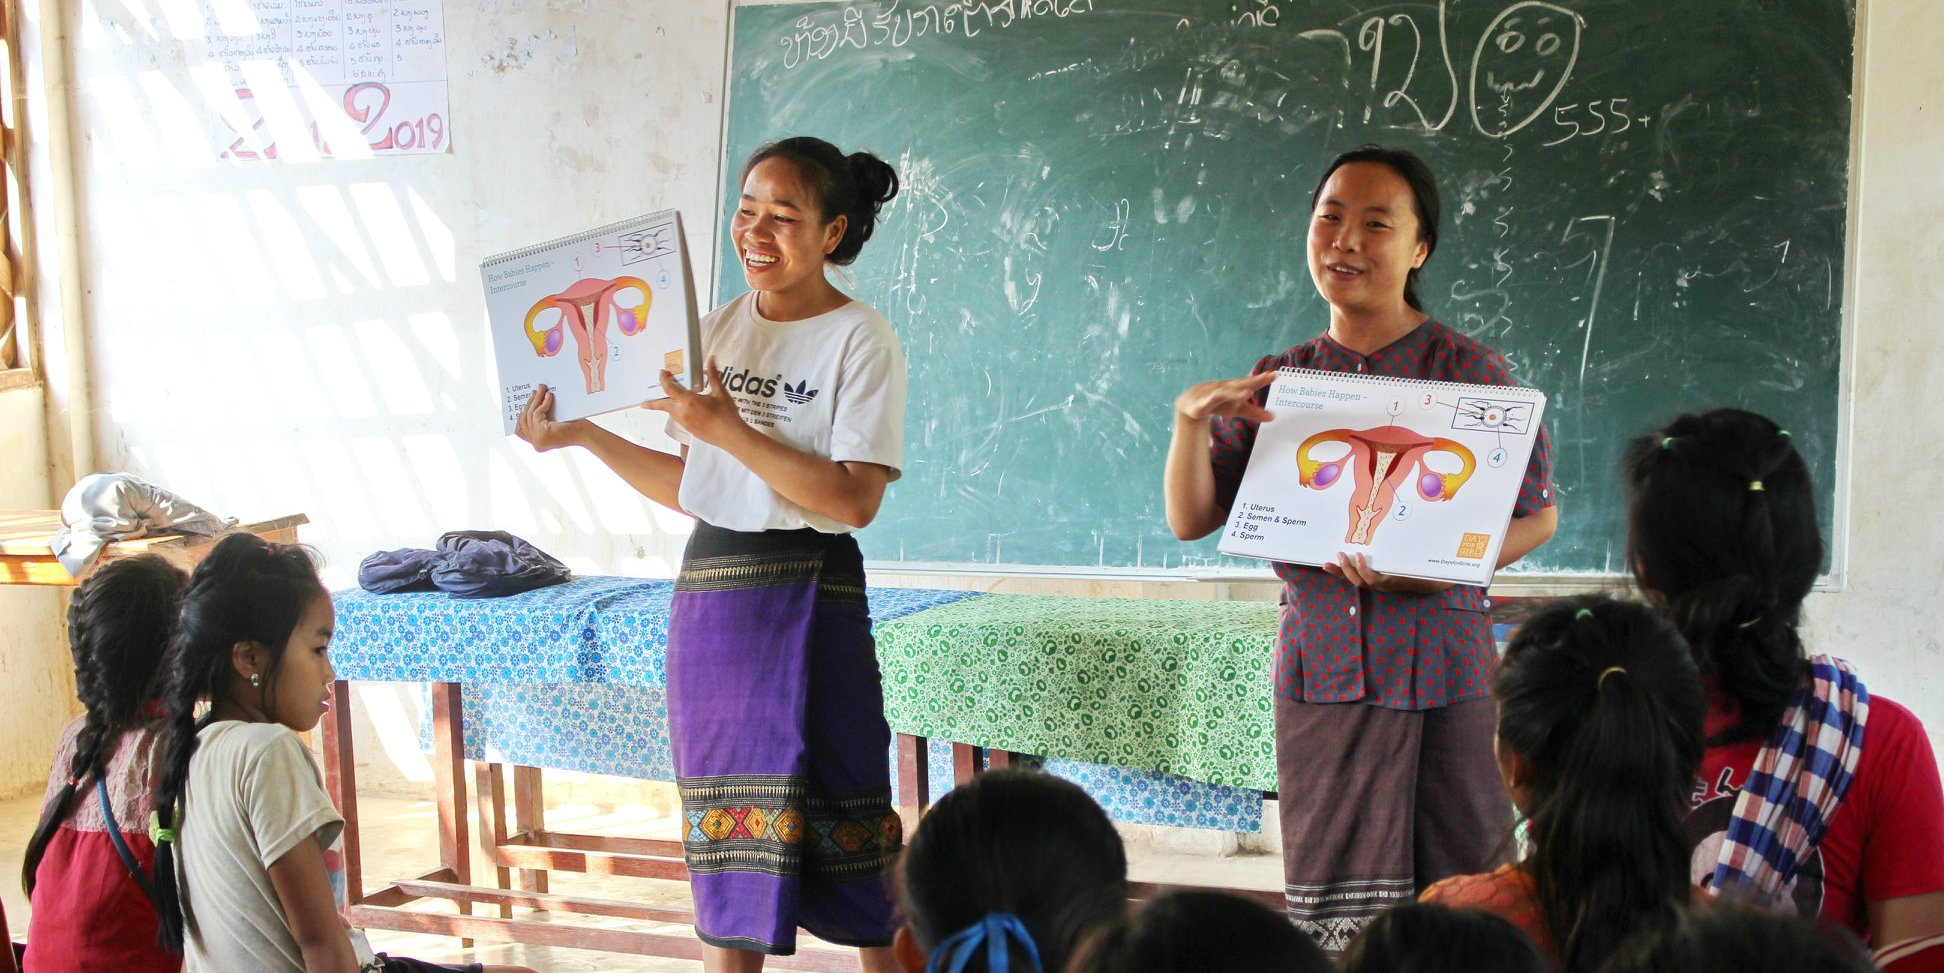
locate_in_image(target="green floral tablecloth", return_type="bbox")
[875,595,1280,791]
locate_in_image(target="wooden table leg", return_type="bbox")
[951,743,979,785]
[896,733,930,814]
[512,766,548,894]
[430,682,473,938]
[320,680,362,904]
[474,763,514,917]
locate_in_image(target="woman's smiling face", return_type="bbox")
[1307,161,1429,315]
[730,156,847,299]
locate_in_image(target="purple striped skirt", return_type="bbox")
[666,524,901,955]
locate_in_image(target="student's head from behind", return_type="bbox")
[733,136,901,288]
[1342,902,1548,973]
[1069,890,1330,973]
[68,553,190,729]
[1308,144,1442,313]
[21,554,187,897]
[1622,407,1819,743]
[1597,902,1876,973]
[1494,595,1705,972]
[894,769,1127,973]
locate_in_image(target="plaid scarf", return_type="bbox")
[1712,655,1869,905]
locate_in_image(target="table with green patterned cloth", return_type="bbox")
[874,594,1281,791]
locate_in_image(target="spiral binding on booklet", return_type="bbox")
[483,211,683,267]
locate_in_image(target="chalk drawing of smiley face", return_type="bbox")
[1469,1,1586,138]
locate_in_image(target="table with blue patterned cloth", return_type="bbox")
[331,578,1265,833]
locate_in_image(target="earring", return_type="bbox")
[249,673,261,688]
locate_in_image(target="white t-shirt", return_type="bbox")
[178,721,365,973]
[671,292,907,532]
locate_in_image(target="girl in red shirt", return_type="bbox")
[21,554,186,973]
[1622,408,1944,955]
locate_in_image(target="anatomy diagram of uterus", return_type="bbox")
[1297,426,1476,545]
[524,277,650,394]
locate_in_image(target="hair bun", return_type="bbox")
[847,150,901,208]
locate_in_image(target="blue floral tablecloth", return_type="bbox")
[333,579,1266,832]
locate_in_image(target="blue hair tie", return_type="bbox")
[926,913,1042,973]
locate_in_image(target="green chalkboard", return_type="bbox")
[721,0,1853,575]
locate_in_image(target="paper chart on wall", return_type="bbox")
[482,210,704,435]
[202,0,451,160]
[1219,369,1548,587]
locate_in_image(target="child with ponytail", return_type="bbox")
[1624,408,1944,950]
[1422,595,1706,972]
[150,533,531,973]
[22,554,186,973]
[892,769,1127,973]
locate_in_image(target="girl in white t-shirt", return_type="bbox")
[516,136,906,973]
[148,534,533,973]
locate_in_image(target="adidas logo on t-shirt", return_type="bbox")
[783,379,819,405]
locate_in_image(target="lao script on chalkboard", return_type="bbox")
[1219,369,1548,587]
[482,210,704,435]
[202,0,451,160]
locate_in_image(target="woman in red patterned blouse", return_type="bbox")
[1163,144,1559,952]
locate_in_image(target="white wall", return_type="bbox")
[1799,0,1944,741]
[0,384,73,798]
[17,0,1944,801]
[33,0,728,589]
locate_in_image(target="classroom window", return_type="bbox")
[0,0,26,375]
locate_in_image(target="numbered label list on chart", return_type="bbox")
[1219,369,1548,587]
[202,0,450,160]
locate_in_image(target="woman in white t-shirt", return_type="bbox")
[517,136,906,972]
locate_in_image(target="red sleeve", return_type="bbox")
[1513,423,1556,517]
[1855,696,1944,903]
[1208,354,1280,514]
[1878,934,1944,973]
[1421,868,1555,961]
[1462,344,1555,517]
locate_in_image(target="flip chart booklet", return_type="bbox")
[1219,369,1548,586]
[482,210,703,434]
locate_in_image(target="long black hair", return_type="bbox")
[1622,407,1819,744]
[898,769,1127,973]
[1495,595,1705,973]
[151,533,327,950]
[1071,890,1331,973]
[740,136,900,265]
[1310,144,1442,312]
[1341,902,1549,973]
[21,554,186,897]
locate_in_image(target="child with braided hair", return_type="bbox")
[148,533,533,973]
[1623,408,1944,957]
[22,554,186,973]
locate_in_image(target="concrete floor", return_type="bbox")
[0,784,1280,971]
